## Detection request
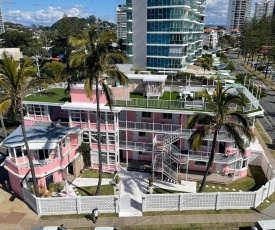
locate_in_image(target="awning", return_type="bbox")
[23,142,57,150]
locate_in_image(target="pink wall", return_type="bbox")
[70,134,78,145]
[28,115,49,122]
[8,173,23,198]
[70,88,107,104]
[24,118,35,126]
[126,111,136,122]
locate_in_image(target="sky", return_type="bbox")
[1,0,260,27]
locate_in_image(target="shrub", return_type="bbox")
[148,177,153,187]
[55,182,64,193]
[49,183,56,193]
[115,175,120,184]
[77,142,91,168]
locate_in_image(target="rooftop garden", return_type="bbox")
[24,88,71,103]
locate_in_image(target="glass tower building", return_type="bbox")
[124,0,205,71]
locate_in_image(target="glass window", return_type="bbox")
[142,112,151,118]
[15,147,23,157]
[82,132,90,143]
[195,161,207,166]
[162,113,172,119]
[139,132,148,137]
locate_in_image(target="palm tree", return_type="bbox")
[69,28,128,195]
[0,54,54,197]
[187,81,254,193]
[0,99,11,138]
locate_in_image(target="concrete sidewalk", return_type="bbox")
[39,213,261,229]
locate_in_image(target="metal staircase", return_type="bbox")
[153,129,187,184]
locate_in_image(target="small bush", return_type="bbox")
[148,177,153,187]
[55,182,64,193]
[115,175,120,184]
[49,183,56,192]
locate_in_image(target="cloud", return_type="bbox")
[3,5,91,26]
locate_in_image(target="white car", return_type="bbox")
[251,220,275,230]
[31,225,69,230]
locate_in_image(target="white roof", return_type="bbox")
[61,102,122,112]
[23,142,57,150]
[127,74,167,82]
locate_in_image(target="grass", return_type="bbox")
[130,92,145,99]
[256,192,275,211]
[197,165,267,193]
[160,92,181,100]
[40,213,118,220]
[24,88,71,103]
[81,169,114,179]
[75,184,114,196]
[153,187,186,194]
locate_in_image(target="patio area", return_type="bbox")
[179,170,234,184]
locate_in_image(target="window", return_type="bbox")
[60,138,66,149]
[71,111,85,122]
[142,112,151,118]
[138,151,149,156]
[242,159,248,168]
[27,105,45,115]
[139,132,149,137]
[195,161,207,166]
[15,147,23,157]
[38,149,49,160]
[162,113,172,119]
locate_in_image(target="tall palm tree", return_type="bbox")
[187,81,254,193]
[69,28,128,195]
[0,54,54,197]
[0,99,11,138]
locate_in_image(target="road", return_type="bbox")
[227,50,275,140]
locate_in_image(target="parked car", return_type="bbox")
[251,220,275,230]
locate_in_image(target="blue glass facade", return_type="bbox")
[124,0,205,71]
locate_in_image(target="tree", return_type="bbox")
[0,99,11,138]
[69,28,128,195]
[77,142,91,168]
[0,54,54,197]
[187,81,254,192]
[41,61,66,82]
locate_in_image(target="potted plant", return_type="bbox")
[148,177,154,194]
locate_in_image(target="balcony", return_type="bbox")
[119,141,153,151]
[188,150,242,163]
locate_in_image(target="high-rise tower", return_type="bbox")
[226,0,252,32]
[123,0,205,72]
[0,6,5,34]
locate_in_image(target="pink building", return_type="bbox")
[2,74,263,197]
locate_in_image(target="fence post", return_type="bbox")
[215,192,221,210]
[76,197,81,214]
[261,185,266,203]
[267,181,272,198]
[36,197,41,216]
[115,196,119,213]
[179,194,183,211]
[142,195,145,212]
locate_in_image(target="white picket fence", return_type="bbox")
[23,187,118,216]
[23,151,275,215]
[142,151,275,212]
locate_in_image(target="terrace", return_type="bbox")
[23,80,261,114]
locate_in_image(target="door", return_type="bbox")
[45,174,54,189]
[218,142,226,153]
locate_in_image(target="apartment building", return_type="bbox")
[2,72,263,197]
[116,4,127,43]
[124,0,205,71]
[254,0,275,19]
[0,6,5,34]
[226,0,252,32]
[203,28,218,49]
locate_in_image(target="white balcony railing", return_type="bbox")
[119,141,153,151]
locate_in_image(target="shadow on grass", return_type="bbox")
[248,165,268,191]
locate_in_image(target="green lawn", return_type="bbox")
[81,169,114,179]
[24,88,71,103]
[161,92,181,100]
[197,165,267,192]
[130,92,145,99]
[153,187,186,194]
[76,184,114,196]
